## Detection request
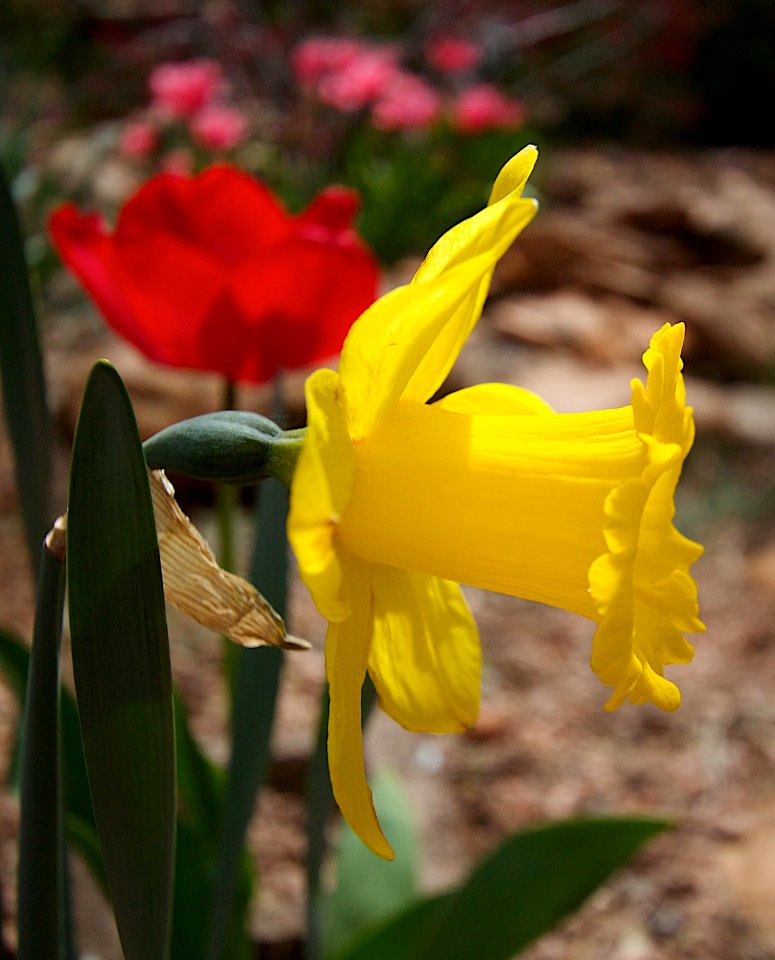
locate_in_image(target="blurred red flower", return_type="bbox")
[425,36,482,74]
[149,59,223,119]
[49,166,379,384]
[451,84,526,134]
[190,105,249,151]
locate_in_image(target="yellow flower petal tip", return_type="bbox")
[488,144,539,205]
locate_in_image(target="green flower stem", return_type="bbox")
[217,379,239,696]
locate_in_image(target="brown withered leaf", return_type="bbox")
[48,479,308,651]
[149,469,308,651]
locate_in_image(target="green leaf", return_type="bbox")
[0,165,52,576]
[207,477,288,960]
[329,895,450,960]
[335,817,669,960]
[16,547,67,960]
[324,770,418,959]
[67,360,175,960]
[0,629,103,890]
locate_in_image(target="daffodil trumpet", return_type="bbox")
[283,145,704,859]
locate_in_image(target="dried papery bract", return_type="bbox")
[49,476,307,651]
[149,470,307,650]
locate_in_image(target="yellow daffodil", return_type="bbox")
[287,146,704,859]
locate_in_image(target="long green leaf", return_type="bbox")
[324,771,418,958]
[334,817,669,960]
[68,360,175,960]
[331,895,450,960]
[16,546,67,960]
[0,165,51,577]
[207,476,288,960]
[0,630,103,890]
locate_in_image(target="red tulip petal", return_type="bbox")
[297,186,361,234]
[117,166,292,267]
[49,205,162,359]
[50,169,380,384]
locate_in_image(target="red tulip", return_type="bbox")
[49,166,380,384]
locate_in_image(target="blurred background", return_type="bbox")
[2,2,775,959]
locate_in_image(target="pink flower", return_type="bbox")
[292,37,362,87]
[425,36,482,73]
[316,46,401,112]
[149,59,223,119]
[371,72,442,131]
[190,105,249,151]
[119,120,158,158]
[451,84,526,134]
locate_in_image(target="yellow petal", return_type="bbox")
[338,150,539,440]
[367,566,480,733]
[288,369,354,622]
[435,382,553,415]
[338,398,639,617]
[338,265,485,441]
[487,144,539,206]
[326,557,394,860]
[588,323,704,710]
[414,145,539,283]
[402,199,537,408]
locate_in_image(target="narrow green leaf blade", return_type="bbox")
[207,477,288,960]
[0,629,103,889]
[17,547,67,960]
[416,816,670,960]
[0,166,51,575]
[172,691,254,960]
[68,360,175,960]
[324,771,418,958]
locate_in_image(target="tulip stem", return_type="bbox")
[217,379,239,694]
[216,378,238,572]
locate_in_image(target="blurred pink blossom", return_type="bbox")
[371,72,443,131]
[190,105,249,150]
[425,36,482,73]
[451,84,526,133]
[316,46,401,111]
[149,59,223,119]
[119,120,158,157]
[292,37,362,87]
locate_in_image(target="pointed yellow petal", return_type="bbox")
[338,259,495,440]
[414,144,539,283]
[288,369,354,622]
[487,144,539,206]
[367,566,480,733]
[326,558,394,860]
[338,150,539,439]
[436,382,553,415]
[401,199,537,407]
